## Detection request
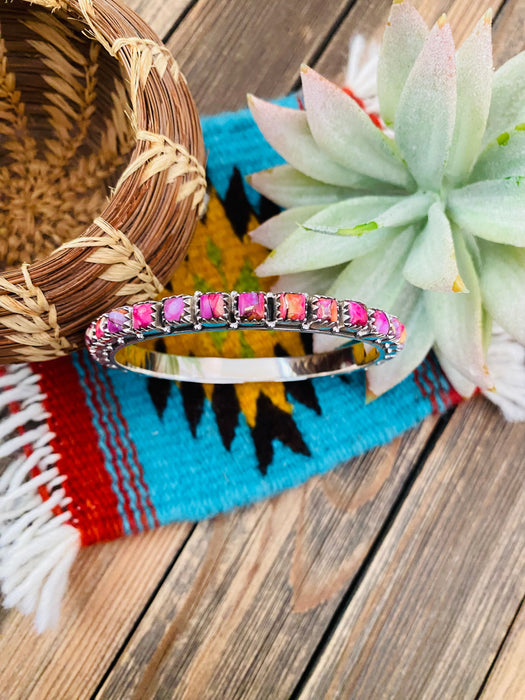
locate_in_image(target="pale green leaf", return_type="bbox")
[256,195,402,275]
[425,229,493,389]
[483,51,525,146]
[479,240,525,344]
[395,18,457,191]
[248,95,376,188]
[248,165,357,208]
[300,66,414,190]
[250,204,324,249]
[435,348,478,397]
[327,225,417,308]
[446,11,493,183]
[274,265,347,296]
[337,191,434,234]
[470,128,525,182]
[403,201,463,292]
[366,286,435,398]
[377,1,428,126]
[447,177,525,246]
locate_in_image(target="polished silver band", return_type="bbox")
[85,291,406,383]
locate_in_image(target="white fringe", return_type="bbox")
[484,326,525,422]
[344,34,380,112]
[0,363,80,633]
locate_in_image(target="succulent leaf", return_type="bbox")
[425,230,492,389]
[327,225,417,308]
[273,265,348,296]
[395,17,457,191]
[403,201,463,292]
[250,204,324,248]
[248,7,525,399]
[470,129,525,181]
[248,165,358,208]
[345,190,434,231]
[484,51,525,146]
[366,287,434,398]
[286,194,403,233]
[434,348,478,397]
[445,11,493,182]
[247,96,373,187]
[447,177,525,246]
[479,240,525,345]
[300,65,414,190]
[256,223,398,276]
[377,1,428,126]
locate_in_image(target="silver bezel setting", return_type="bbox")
[309,295,340,331]
[194,291,231,330]
[85,290,406,381]
[232,291,270,329]
[342,299,371,336]
[105,306,133,336]
[273,292,310,330]
[130,300,162,338]
[161,294,193,331]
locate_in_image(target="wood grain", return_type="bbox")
[481,601,525,700]
[123,0,194,39]
[298,398,525,699]
[0,524,192,700]
[164,0,359,112]
[96,421,438,700]
[1,0,524,698]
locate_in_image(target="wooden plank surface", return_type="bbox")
[95,421,437,699]
[298,398,525,699]
[0,0,524,698]
[481,601,525,700]
[98,1,522,698]
[0,524,192,700]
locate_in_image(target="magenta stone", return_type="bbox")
[317,297,338,323]
[95,317,105,339]
[238,292,265,321]
[347,301,368,326]
[279,293,306,321]
[200,293,225,320]
[391,316,406,342]
[132,303,155,330]
[374,310,390,335]
[107,308,128,333]
[164,296,185,322]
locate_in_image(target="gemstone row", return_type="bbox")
[87,292,406,346]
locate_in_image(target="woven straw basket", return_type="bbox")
[0,0,205,363]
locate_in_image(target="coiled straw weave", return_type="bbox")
[0,0,205,362]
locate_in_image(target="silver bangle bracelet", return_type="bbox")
[85,291,406,383]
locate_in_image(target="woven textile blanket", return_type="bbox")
[0,94,461,631]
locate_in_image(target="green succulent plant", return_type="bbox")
[247,1,525,398]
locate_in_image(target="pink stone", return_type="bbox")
[391,316,406,343]
[347,301,368,326]
[316,297,338,323]
[374,310,390,335]
[95,317,105,339]
[200,293,225,320]
[164,296,185,322]
[132,303,155,330]
[238,292,265,321]
[107,307,128,333]
[279,293,306,321]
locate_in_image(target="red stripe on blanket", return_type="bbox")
[101,365,156,531]
[33,357,126,545]
[74,352,140,536]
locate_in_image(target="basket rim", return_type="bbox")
[0,0,205,362]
